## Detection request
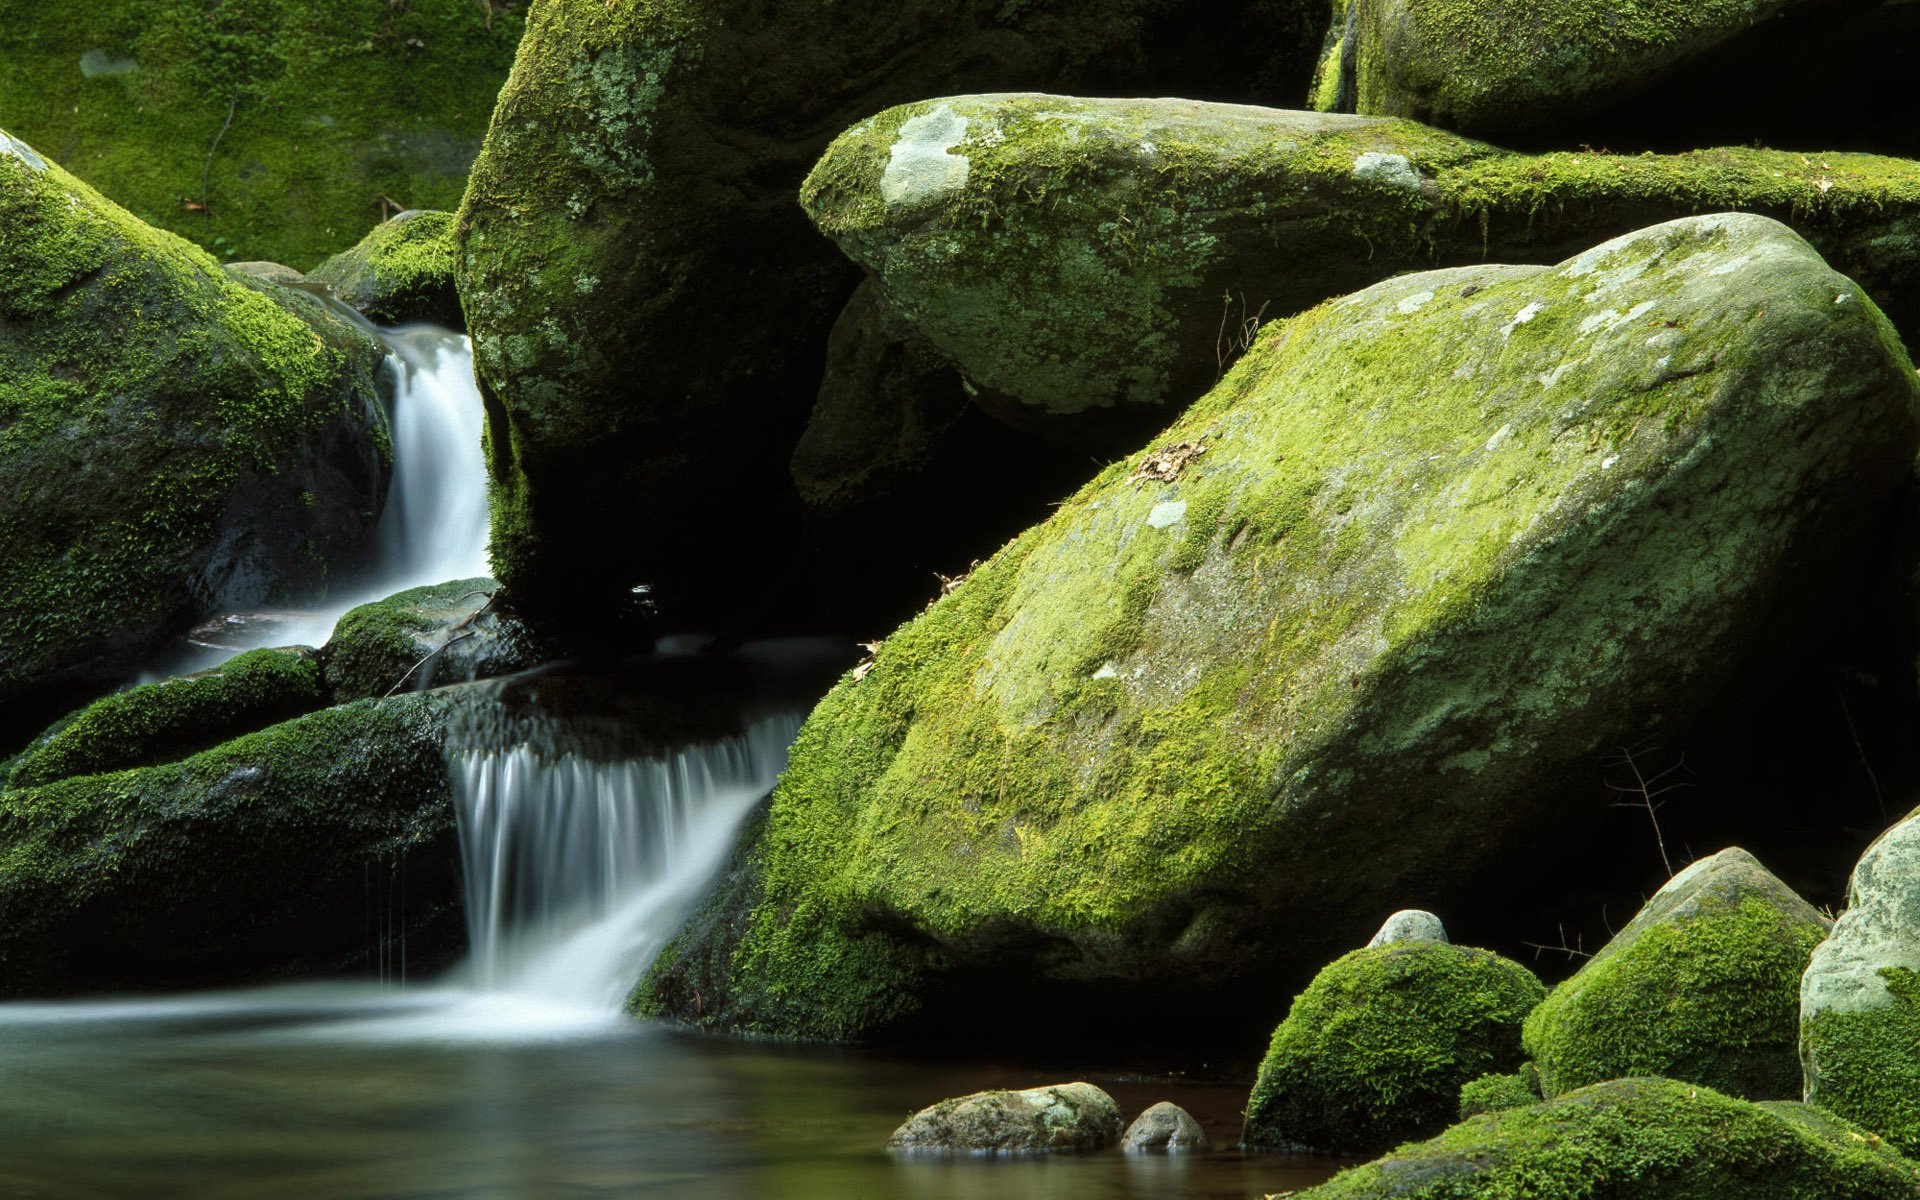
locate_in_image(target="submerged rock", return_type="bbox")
[322,579,545,703]
[4,648,328,789]
[637,214,1919,1041]
[1243,942,1545,1154]
[1525,847,1828,1101]
[1295,1078,1920,1200]
[310,211,461,328]
[1122,1101,1209,1153]
[1803,809,1920,1154]
[453,0,1329,629]
[888,1082,1122,1154]
[0,132,392,710]
[805,95,1920,440]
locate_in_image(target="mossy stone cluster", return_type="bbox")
[804,94,1920,441]
[452,0,1330,629]
[1295,1078,1920,1200]
[310,210,462,328]
[0,1,524,268]
[637,214,1919,1039]
[0,133,393,707]
[1524,847,1829,1101]
[4,648,327,789]
[1243,942,1545,1155]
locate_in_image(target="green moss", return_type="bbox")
[0,1,524,268]
[1458,1070,1540,1120]
[309,209,461,325]
[0,139,389,700]
[1243,943,1546,1154]
[1297,1078,1920,1200]
[321,577,545,703]
[1803,967,1920,1156]
[6,647,328,788]
[1525,894,1827,1100]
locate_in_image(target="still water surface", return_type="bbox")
[0,989,1342,1199]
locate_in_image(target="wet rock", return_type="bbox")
[310,211,461,328]
[1367,910,1447,947]
[1295,1078,1920,1200]
[322,579,546,703]
[888,1081,1122,1154]
[1122,1101,1208,1153]
[1526,848,1829,1101]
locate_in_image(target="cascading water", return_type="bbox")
[450,713,803,1012]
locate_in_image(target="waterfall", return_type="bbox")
[449,713,803,1011]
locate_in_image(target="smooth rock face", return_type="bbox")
[638,214,1920,1041]
[1295,1078,1920,1200]
[1122,1101,1209,1153]
[0,132,392,708]
[888,1082,1122,1154]
[310,211,461,328]
[452,0,1327,628]
[1803,810,1920,1153]
[1368,910,1447,947]
[805,95,1920,444]
[1525,848,1829,1101]
[1319,0,1822,138]
[1244,943,1545,1154]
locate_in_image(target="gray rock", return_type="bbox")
[888,1081,1122,1154]
[1367,910,1448,948]
[223,261,308,288]
[1122,1102,1209,1153]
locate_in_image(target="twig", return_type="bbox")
[1521,923,1593,962]
[1605,742,1693,877]
[1835,680,1888,822]
[201,95,238,221]
[381,592,498,698]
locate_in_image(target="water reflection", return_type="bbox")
[0,995,1341,1199]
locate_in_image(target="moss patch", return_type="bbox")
[1458,1070,1540,1119]
[310,209,461,326]
[1243,943,1546,1155]
[1803,967,1920,1157]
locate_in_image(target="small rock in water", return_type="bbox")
[888,1081,1122,1154]
[1122,1101,1209,1153]
[1367,910,1448,948]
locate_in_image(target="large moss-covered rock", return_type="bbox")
[0,132,393,709]
[453,0,1327,628]
[1243,942,1545,1154]
[322,578,545,702]
[1315,0,1827,140]
[0,2,524,268]
[0,693,459,993]
[4,647,329,789]
[1295,1078,1920,1200]
[804,95,1920,440]
[1802,807,1920,1155]
[1525,847,1828,1101]
[636,214,1919,1040]
[310,210,461,328]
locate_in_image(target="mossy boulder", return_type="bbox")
[1458,1070,1540,1120]
[0,132,393,708]
[1294,1078,1920,1200]
[888,1081,1123,1154]
[453,0,1329,629]
[1243,942,1545,1154]
[804,95,1920,441]
[5,648,329,789]
[0,1,524,268]
[636,214,1919,1041]
[0,693,461,993]
[1802,806,1920,1155]
[310,210,461,327]
[1525,847,1829,1101]
[1314,0,1824,140]
[322,578,545,703]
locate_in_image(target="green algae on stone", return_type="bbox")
[310,210,462,327]
[1319,0,1824,139]
[1524,847,1829,1101]
[0,1,525,268]
[5,648,329,789]
[452,0,1328,629]
[0,132,392,706]
[804,95,1920,440]
[1243,943,1545,1155]
[0,693,461,994]
[1294,1078,1920,1200]
[637,214,1920,1041]
[322,578,545,702]
[1458,1070,1539,1120]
